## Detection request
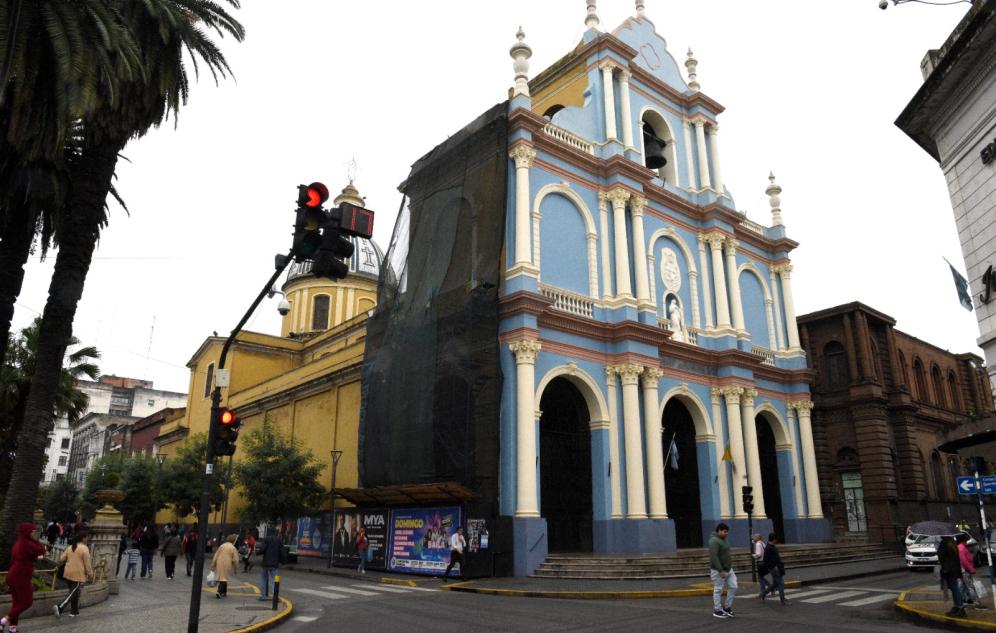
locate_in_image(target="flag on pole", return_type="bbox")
[722,444,733,467]
[668,436,679,471]
[946,258,974,312]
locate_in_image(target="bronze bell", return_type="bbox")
[643,123,668,170]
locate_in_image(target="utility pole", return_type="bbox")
[326,450,343,568]
[969,457,996,611]
[743,485,756,582]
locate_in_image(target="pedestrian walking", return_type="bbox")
[54,534,93,619]
[241,533,255,573]
[708,522,737,619]
[751,533,770,599]
[938,535,967,618]
[2,523,48,633]
[957,533,985,609]
[181,526,198,577]
[138,524,159,579]
[760,533,790,605]
[442,527,466,580]
[45,521,59,546]
[211,535,239,599]
[123,540,141,580]
[257,528,285,601]
[355,527,369,574]
[161,528,181,580]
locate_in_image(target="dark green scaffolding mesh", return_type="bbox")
[359,103,508,517]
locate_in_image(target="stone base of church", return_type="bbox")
[593,518,676,554]
[782,517,833,544]
[511,516,548,577]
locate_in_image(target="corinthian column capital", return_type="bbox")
[741,387,758,406]
[791,399,814,414]
[630,196,647,217]
[704,232,726,249]
[722,238,739,256]
[641,367,663,388]
[509,339,541,363]
[721,386,744,404]
[616,363,644,385]
[509,145,537,169]
[605,188,631,209]
[772,263,794,277]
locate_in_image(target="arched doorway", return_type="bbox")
[756,415,784,539]
[539,377,593,552]
[663,398,702,548]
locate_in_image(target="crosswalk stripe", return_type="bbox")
[290,588,349,600]
[293,616,318,622]
[811,585,900,594]
[801,590,866,604]
[353,584,411,593]
[838,593,896,607]
[319,585,380,597]
[783,589,834,600]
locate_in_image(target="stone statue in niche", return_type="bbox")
[668,298,685,343]
[661,247,681,293]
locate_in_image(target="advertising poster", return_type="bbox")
[331,508,389,570]
[295,515,330,558]
[387,507,462,575]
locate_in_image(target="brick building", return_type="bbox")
[798,302,994,540]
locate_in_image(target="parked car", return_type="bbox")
[904,521,991,568]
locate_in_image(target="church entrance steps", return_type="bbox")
[531,543,899,579]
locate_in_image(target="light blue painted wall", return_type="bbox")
[740,269,770,349]
[539,193,589,295]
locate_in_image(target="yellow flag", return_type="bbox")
[722,445,733,463]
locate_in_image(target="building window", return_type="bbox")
[824,341,849,389]
[931,451,947,500]
[913,358,929,402]
[60,438,70,449]
[58,456,67,466]
[948,371,962,413]
[148,399,155,407]
[312,295,330,331]
[931,364,946,408]
[205,363,214,399]
[898,351,910,388]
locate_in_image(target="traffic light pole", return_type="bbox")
[187,252,294,633]
[971,468,996,611]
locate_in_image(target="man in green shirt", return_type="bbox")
[709,523,737,618]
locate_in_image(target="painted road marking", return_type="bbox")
[782,589,834,600]
[290,588,348,600]
[838,593,897,607]
[319,585,380,597]
[353,584,412,593]
[801,590,866,604]
[293,616,318,622]
[811,585,901,594]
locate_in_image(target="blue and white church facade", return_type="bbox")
[498,2,830,575]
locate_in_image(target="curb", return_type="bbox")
[225,583,294,633]
[283,564,437,588]
[895,590,996,631]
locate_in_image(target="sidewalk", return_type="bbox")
[284,553,906,598]
[897,586,996,631]
[18,567,291,633]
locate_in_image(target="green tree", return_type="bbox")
[42,477,79,525]
[0,0,244,568]
[234,420,326,525]
[0,317,99,502]
[158,434,224,520]
[118,457,164,528]
[77,454,125,521]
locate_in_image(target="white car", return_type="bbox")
[904,526,989,569]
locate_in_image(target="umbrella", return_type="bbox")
[909,521,960,536]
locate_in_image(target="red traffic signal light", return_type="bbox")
[219,409,238,426]
[298,182,330,209]
[214,407,242,457]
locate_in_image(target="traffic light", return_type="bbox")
[312,227,355,280]
[292,182,330,262]
[331,201,375,239]
[213,407,242,457]
[742,485,754,515]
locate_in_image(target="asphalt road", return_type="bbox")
[276,568,936,633]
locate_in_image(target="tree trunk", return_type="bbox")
[0,137,123,569]
[0,207,36,369]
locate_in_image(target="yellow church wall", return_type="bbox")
[531,58,588,118]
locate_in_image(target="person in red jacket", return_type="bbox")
[2,523,47,633]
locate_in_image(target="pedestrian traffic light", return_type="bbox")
[742,485,754,514]
[214,407,242,457]
[331,201,375,239]
[311,227,355,280]
[292,182,330,262]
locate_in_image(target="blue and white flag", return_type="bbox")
[946,259,973,312]
[668,436,679,471]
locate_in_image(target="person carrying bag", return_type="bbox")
[54,534,93,618]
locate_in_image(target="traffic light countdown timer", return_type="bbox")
[290,182,375,280]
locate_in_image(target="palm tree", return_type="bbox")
[0,0,244,567]
[0,317,100,502]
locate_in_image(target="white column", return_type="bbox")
[708,124,724,196]
[586,232,599,298]
[698,235,714,329]
[722,387,747,518]
[601,62,618,142]
[694,120,712,190]
[619,70,634,150]
[724,239,746,333]
[770,268,785,351]
[711,388,731,518]
[785,406,805,517]
[630,197,652,310]
[608,189,632,299]
[599,192,612,299]
[510,340,541,517]
[683,120,698,191]
[689,270,701,329]
[740,388,766,517]
[793,400,823,518]
[606,367,623,519]
[764,299,777,352]
[642,368,666,518]
[707,234,731,328]
[777,264,802,350]
[619,364,647,518]
[509,146,536,269]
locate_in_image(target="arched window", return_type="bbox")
[543,104,565,120]
[948,371,962,413]
[931,364,946,408]
[868,339,882,381]
[897,351,910,388]
[824,341,849,390]
[312,294,330,331]
[913,358,929,402]
[931,452,946,500]
[640,110,678,185]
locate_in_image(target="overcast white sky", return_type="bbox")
[11,0,979,394]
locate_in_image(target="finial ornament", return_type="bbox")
[585,0,600,29]
[510,27,533,98]
[635,0,646,17]
[685,48,700,92]
[766,171,783,227]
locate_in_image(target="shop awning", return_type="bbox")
[335,482,480,507]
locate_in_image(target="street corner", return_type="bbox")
[896,586,996,630]
[225,594,294,633]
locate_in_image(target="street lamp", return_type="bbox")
[326,450,343,569]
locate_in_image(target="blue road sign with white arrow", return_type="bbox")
[957,476,996,495]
